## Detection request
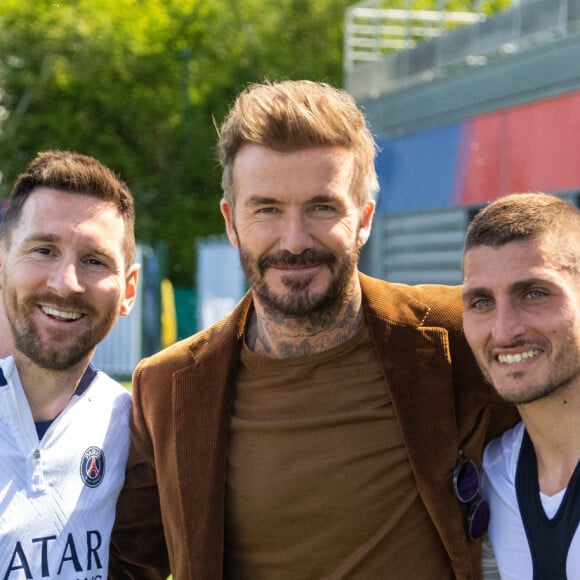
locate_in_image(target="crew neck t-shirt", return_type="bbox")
[224,324,449,579]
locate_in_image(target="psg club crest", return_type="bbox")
[80,446,105,488]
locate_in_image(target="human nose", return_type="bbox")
[490,300,525,344]
[279,212,313,255]
[47,261,84,295]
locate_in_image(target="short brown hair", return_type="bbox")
[217,80,379,207]
[464,192,580,273]
[1,150,136,267]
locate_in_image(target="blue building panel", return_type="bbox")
[375,123,463,213]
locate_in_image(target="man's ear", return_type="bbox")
[357,200,375,249]
[220,198,239,249]
[119,264,140,317]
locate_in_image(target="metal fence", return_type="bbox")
[345,0,580,99]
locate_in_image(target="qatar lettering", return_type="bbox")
[0,358,131,579]
[3,531,102,579]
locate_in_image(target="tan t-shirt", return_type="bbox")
[224,324,450,579]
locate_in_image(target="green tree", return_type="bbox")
[0,0,226,284]
[0,0,507,285]
[0,0,361,283]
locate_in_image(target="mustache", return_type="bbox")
[259,249,336,270]
[28,293,93,314]
[486,339,546,358]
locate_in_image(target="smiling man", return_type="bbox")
[0,150,139,578]
[462,192,580,579]
[110,80,516,580]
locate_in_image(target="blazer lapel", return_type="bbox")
[368,314,460,487]
[172,300,250,578]
[362,277,473,575]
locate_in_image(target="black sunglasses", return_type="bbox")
[452,452,490,541]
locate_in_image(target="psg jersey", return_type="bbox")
[0,356,131,579]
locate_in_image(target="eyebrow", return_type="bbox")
[246,196,282,206]
[461,287,490,303]
[23,233,61,244]
[246,194,338,205]
[18,233,63,250]
[310,194,340,204]
[462,278,553,301]
[511,279,546,291]
[21,232,118,261]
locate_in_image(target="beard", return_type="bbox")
[482,337,580,405]
[238,244,360,323]
[5,293,117,371]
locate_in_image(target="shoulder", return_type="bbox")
[360,273,463,330]
[483,421,525,482]
[409,283,463,326]
[134,292,252,384]
[89,370,132,412]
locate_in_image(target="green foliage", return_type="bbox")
[0,0,506,285]
[0,0,359,284]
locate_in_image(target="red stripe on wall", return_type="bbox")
[460,89,580,205]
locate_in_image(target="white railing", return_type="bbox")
[344,1,485,70]
[345,0,580,98]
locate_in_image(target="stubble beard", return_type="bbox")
[5,293,117,371]
[482,338,580,405]
[239,245,360,326]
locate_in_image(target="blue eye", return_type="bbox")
[470,297,492,310]
[527,289,547,300]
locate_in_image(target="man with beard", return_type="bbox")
[0,150,139,578]
[110,80,517,579]
[462,193,580,579]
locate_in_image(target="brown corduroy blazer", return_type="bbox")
[109,273,518,579]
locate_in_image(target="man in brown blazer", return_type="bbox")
[109,80,517,579]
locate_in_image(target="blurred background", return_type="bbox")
[2,0,578,378]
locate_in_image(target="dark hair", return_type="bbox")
[464,192,580,273]
[217,79,378,207]
[1,150,136,267]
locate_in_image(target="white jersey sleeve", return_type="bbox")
[0,356,131,579]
